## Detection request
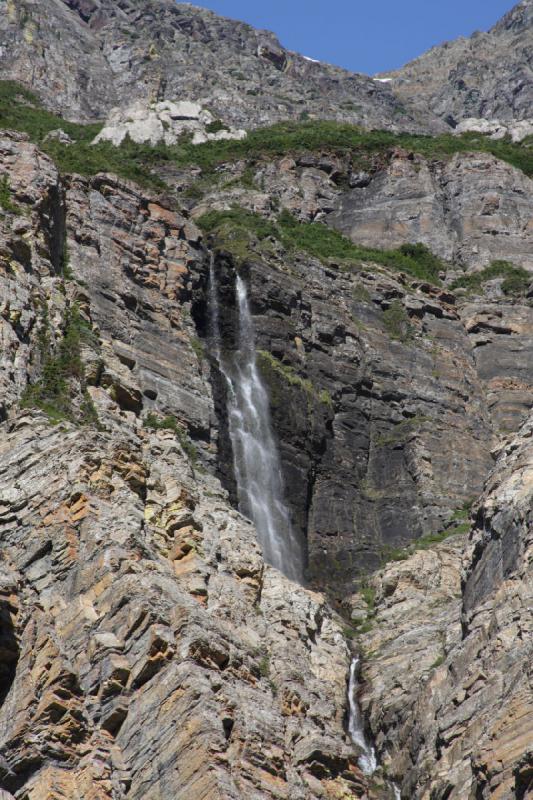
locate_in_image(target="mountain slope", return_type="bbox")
[382,0,533,126]
[0,0,441,133]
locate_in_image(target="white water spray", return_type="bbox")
[348,658,377,776]
[208,259,303,582]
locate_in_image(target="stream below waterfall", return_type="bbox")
[208,259,304,582]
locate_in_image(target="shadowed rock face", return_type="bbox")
[356,411,533,800]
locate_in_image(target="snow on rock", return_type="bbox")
[93,99,247,147]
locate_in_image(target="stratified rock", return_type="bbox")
[328,150,533,270]
[357,411,533,799]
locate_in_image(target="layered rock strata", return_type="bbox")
[356,410,533,799]
[0,132,378,800]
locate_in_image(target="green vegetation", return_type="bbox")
[360,585,376,610]
[197,207,444,283]
[0,80,165,189]
[2,80,531,198]
[380,515,472,565]
[451,260,531,296]
[144,412,199,466]
[144,413,181,432]
[257,350,314,397]
[451,500,473,521]
[0,174,20,213]
[168,120,533,179]
[256,350,333,414]
[190,337,205,362]
[205,119,228,134]
[258,655,270,678]
[382,300,414,342]
[430,654,445,670]
[21,303,99,425]
[197,207,277,264]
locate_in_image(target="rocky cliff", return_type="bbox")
[0,1,532,799]
[0,0,438,132]
[383,0,533,129]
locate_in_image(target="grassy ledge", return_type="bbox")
[1,81,532,192]
[197,206,444,284]
[451,260,531,296]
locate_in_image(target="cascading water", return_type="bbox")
[208,257,303,582]
[348,658,377,776]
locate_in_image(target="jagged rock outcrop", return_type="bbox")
[0,0,440,133]
[382,0,533,128]
[355,410,533,799]
[0,133,377,800]
[93,99,247,147]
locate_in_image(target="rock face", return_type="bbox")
[0,134,375,800]
[383,0,533,127]
[0,2,532,799]
[93,99,247,147]
[356,410,533,799]
[454,117,533,142]
[328,149,533,270]
[0,0,439,133]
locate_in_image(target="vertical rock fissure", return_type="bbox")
[207,255,304,583]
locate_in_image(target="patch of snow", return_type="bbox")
[303,55,320,63]
[374,77,393,83]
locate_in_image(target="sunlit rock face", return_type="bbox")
[93,100,247,147]
[0,1,532,799]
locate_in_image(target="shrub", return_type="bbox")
[0,175,20,213]
[258,655,270,677]
[451,260,530,296]
[205,119,228,134]
[383,300,414,341]
[21,303,98,425]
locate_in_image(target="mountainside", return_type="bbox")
[383,0,533,127]
[0,0,440,132]
[0,2,532,800]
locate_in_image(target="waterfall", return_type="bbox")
[208,257,303,582]
[348,658,377,776]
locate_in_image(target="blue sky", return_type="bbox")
[187,0,515,74]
